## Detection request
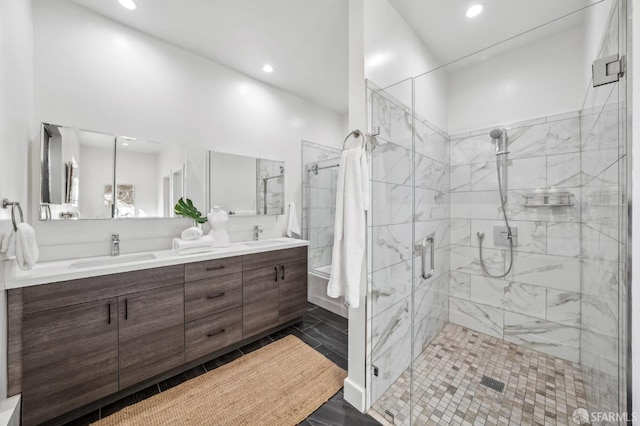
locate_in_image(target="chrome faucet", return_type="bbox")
[111,233,120,256]
[253,225,263,241]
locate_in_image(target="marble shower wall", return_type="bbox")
[448,111,583,363]
[579,0,626,418]
[301,141,341,271]
[367,85,450,404]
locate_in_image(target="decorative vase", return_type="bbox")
[207,206,230,247]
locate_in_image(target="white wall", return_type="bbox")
[0,0,32,419]
[31,0,343,260]
[363,0,449,131]
[448,25,587,134]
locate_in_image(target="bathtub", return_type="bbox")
[307,265,348,318]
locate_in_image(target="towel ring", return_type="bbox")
[2,199,24,231]
[342,130,362,150]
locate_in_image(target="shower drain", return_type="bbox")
[480,375,505,393]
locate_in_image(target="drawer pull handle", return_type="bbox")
[280,265,285,280]
[124,298,128,320]
[107,302,111,324]
[206,292,225,300]
[207,328,226,337]
[274,267,278,281]
[206,265,225,271]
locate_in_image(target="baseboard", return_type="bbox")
[0,395,20,426]
[343,377,366,412]
[308,293,348,318]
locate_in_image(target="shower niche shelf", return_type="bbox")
[523,191,574,207]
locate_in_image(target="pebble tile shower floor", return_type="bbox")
[371,323,588,426]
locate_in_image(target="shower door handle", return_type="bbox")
[418,235,435,280]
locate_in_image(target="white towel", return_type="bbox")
[15,223,39,271]
[180,226,203,240]
[172,235,215,255]
[286,202,301,238]
[327,146,369,308]
[1,230,15,255]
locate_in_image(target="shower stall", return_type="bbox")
[366,1,629,424]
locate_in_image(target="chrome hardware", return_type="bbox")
[111,233,120,256]
[254,225,263,240]
[415,234,435,280]
[2,199,24,232]
[493,225,518,247]
[593,54,625,87]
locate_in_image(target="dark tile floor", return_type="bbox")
[63,303,379,426]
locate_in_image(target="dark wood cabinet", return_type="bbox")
[242,265,280,337]
[278,260,308,324]
[21,298,118,426]
[118,284,185,389]
[9,245,309,425]
[243,246,308,337]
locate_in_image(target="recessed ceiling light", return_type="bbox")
[119,0,137,10]
[465,3,484,18]
[262,64,274,73]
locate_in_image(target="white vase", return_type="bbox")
[207,206,230,247]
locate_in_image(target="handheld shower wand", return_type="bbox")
[477,128,514,278]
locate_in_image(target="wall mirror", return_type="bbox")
[40,123,186,220]
[207,151,285,216]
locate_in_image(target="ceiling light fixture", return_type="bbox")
[262,64,274,73]
[119,0,137,11]
[465,3,484,18]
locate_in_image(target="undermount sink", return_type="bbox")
[68,253,158,269]
[243,238,292,247]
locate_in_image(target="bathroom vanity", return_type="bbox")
[4,239,308,426]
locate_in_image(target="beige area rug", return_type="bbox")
[93,335,346,426]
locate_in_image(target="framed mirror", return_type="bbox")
[207,151,284,216]
[40,123,186,220]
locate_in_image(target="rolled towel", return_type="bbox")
[181,226,203,240]
[1,230,15,255]
[15,223,39,271]
[172,235,215,255]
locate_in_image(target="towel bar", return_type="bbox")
[2,199,24,231]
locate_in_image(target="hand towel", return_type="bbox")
[180,226,203,240]
[327,146,369,308]
[286,202,301,238]
[1,230,15,255]
[15,223,39,271]
[172,235,215,255]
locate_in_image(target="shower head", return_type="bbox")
[489,128,503,140]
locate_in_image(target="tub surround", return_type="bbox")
[2,237,307,289]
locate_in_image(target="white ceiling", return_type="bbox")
[71,0,602,114]
[388,0,603,66]
[71,0,349,113]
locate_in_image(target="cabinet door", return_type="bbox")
[22,298,118,426]
[278,260,308,324]
[243,265,279,338]
[118,284,185,389]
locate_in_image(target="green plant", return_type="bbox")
[174,198,207,225]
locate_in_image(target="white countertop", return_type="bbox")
[2,237,309,289]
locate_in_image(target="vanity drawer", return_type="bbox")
[184,257,243,282]
[184,273,242,322]
[242,247,307,271]
[185,307,243,362]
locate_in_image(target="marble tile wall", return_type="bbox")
[301,141,341,271]
[367,85,450,403]
[579,0,626,419]
[448,111,583,364]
